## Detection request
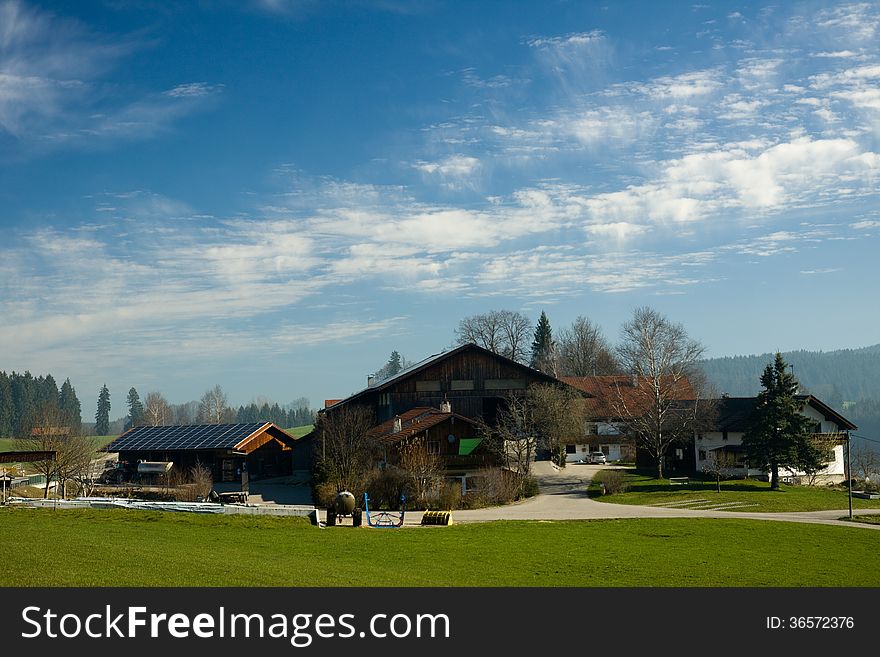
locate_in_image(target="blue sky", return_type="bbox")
[2,0,880,418]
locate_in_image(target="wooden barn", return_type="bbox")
[325,342,561,425]
[103,422,298,483]
[304,343,565,489]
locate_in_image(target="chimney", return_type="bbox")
[367,375,375,387]
[440,400,452,414]
[393,416,402,433]
[631,373,638,387]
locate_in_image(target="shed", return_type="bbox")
[103,422,298,483]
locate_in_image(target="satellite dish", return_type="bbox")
[447,434,456,443]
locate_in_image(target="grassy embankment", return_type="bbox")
[591,470,880,512]
[1,508,878,587]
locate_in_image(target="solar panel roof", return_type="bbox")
[104,423,268,452]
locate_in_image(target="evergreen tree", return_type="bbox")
[125,387,144,430]
[59,378,82,436]
[742,353,824,489]
[0,372,13,438]
[95,384,111,436]
[530,310,556,374]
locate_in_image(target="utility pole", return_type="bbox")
[846,431,853,521]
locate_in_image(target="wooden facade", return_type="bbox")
[325,343,560,425]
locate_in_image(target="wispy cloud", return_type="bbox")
[0,1,221,150]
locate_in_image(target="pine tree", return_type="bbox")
[125,387,144,430]
[530,311,556,374]
[0,372,13,438]
[742,353,824,489]
[386,351,403,377]
[59,378,82,436]
[95,384,111,436]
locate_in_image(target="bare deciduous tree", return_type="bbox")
[455,310,531,363]
[527,383,586,468]
[557,316,618,376]
[198,385,231,424]
[851,444,879,484]
[144,391,171,427]
[701,450,738,492]
[477,393,536,482]
[612,306,712,479]
[316,405,377,494]
[16,403,99,498]
[398,438,444,508]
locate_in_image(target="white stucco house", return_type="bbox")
[695,395,857,484]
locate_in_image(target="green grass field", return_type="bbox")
[1,508,878,587]
[592,471,880,513]
[847,515,880,525]
[286,424,314,439]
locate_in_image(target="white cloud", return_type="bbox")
[527,30,605,49]
[164,82,224,98]
[631,69,723,100]
[414,154,481,189]
[851,219,880,229]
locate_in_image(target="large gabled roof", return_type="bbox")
[103,422,297,453]
[709,395,857,432]
[325,343,563,411]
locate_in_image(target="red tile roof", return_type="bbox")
[561,375,696,419]
[368,407,479,444]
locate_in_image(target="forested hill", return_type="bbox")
[700,344,880,403]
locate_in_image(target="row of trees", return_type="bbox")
[0,371,82,438]
[124,385,315,430]
[454,310,618,377]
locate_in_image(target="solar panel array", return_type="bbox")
[105,423,267,452]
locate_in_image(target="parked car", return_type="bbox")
[589,452,607,464]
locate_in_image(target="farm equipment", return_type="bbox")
[363,492,406,528]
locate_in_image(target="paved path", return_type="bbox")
[403,462,880,530]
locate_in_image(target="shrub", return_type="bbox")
[365,467,410,510]
[312,481,338,508]
[519,476,540,499]
[594,470,629,495]
[466,468,520,507]
[437,481,462,510]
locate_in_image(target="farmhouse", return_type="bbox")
[696,395,857,484]
[103,422,299,483]
[309,343,564,488]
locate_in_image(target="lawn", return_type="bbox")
[0,435,116,452]
[1,508,879,587]
[286,424,314,439]
[846,515,880,526]
[592,470,880,513]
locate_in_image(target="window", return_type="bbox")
[722,431,728,441]
[379,393,391,406]
[450,379,474,391]
[675,448,684,460]
[565,444,576,454]
[484,378,527,390]
[427,436,440,454]
[698,449,706,461]
[416,380,441,392]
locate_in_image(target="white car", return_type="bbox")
[589,452,607,464]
